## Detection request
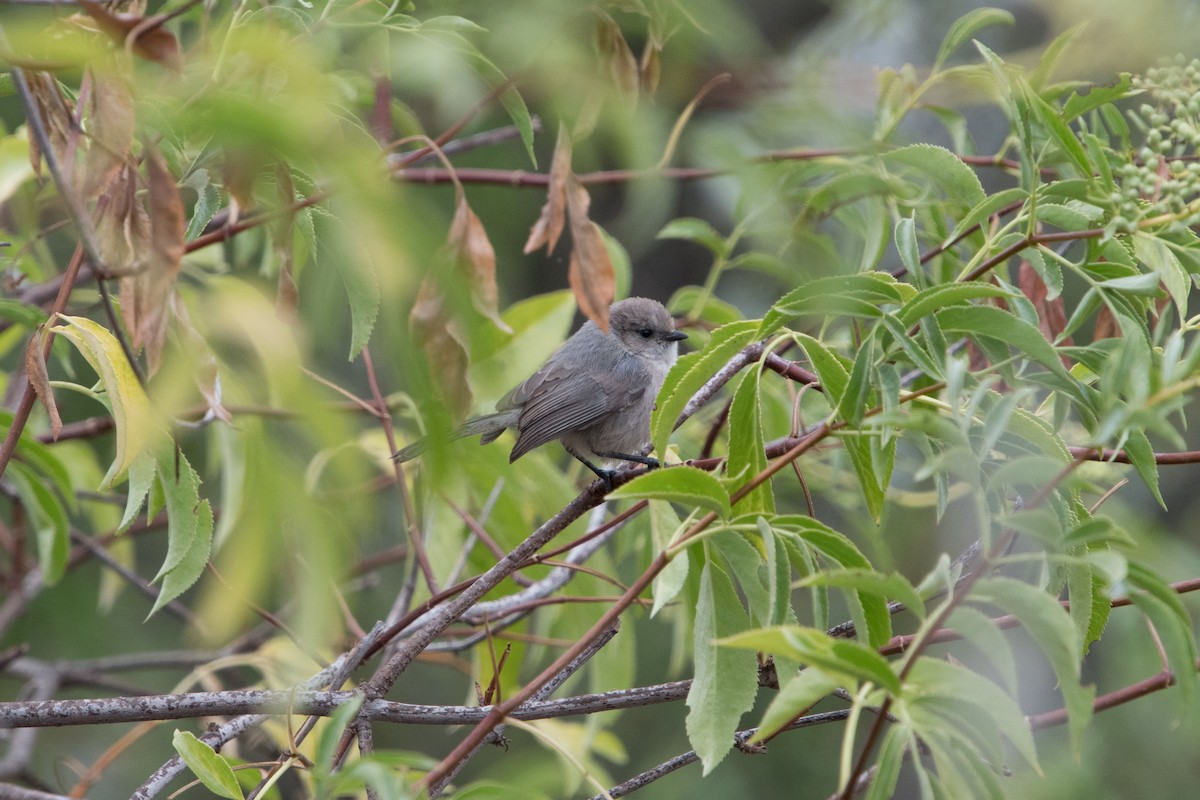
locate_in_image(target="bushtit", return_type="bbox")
[395,297,687,488]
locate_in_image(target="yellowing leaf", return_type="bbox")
[54,315,159,489]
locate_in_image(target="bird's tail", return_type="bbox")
[392,410,520,462]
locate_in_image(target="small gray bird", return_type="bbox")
[394,297,687,489]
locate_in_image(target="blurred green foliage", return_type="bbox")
[1,1,1200,799]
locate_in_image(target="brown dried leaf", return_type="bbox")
[594,12,639,100]
[26,327,62,441]
[523,125,572,255]
[1018,261,1072,358]
[118,145,184,375]
[639,39,662,96]
[79,70,135,200]
[1093,305,1119,341]
[410,282,472,421]
[449,188,509,332]
[78,0,182,70]
[99,163,150,274]
[25,72,75,180]
[566,175,615,332]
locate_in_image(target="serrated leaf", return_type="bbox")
[172,730,245,800]
[685,560,758,773]
[882,144,986,208]
[936,305,1071,381]
[149,452,213,616]
[944,605,1018,692]
[897,283,1013,328]
[54,315,159,490]
[760,273,907,337]
[970,576,1095,755]
[118,452,157,533]
[934,7,1015,70]
[651,319,759,456]
[611,466,732,519]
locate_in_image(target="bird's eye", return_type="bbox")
[638,327,653,339]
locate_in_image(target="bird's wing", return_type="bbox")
[508,365,643,461]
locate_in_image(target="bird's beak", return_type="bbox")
[665,330,688,341]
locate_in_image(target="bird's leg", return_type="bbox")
[564,445,617,492]
[594,451,661,469]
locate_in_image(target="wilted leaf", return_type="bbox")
[54,315,159,489]
[523,125,572,255]
[25,326,62,440]
[640,37,662,95]
[78,69,134,199]
[24,72,74,179]
[566,175,615,332]
[78,0,182,70]
[594,11,639,100]
[448,186,508,332]
[97,163,150,275]
[120,144,184,375]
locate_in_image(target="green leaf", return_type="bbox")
[54,315,160,490]
[172,730,245,800]
[894,216,921,277]
[315,695,365,769]
[842,430,893,527]
[934,7,1015,71]
[760,273,908,337]
[727,369,773,514]
[905,656,1039,772]
[792,332,850,407]
[150,453,214,616]
[882,144,986,208]
[1122,427,1164,508]
[611,466,732,520]
[1062,73,1134,121]
[0,298,49,329]
[970,576,1095,755]
[865,726,910,800]
[650,500,689,616]
[651,319,759,456]
[7,461,68,585]
[1133,234,1190,322]
[118,453,157,533]
[896,283,1011,328]
[945,186,1028,245]
[1126,562,1197,701]
[657,217,728,257]
[1028,90,1093,175]
[685,560,758,774]
[798,569,925,620]
[332,241,380,361]
[944,605,1018,692]
[720,625,901,694]
[936,305,1071,381]
[751,667,841,741]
